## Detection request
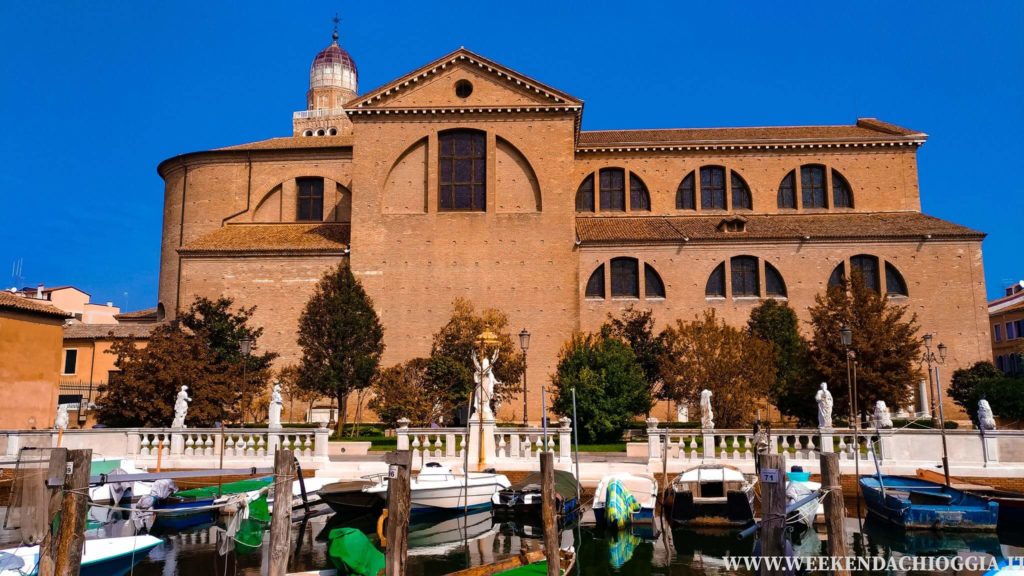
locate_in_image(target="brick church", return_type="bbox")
[156,28,990,422]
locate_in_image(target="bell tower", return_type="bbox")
[293,15,358,137]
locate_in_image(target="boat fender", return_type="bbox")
[377,509,389,547]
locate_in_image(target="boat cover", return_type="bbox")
[604,480,641,529]
[328,527,385,576]
[506,470,579,500]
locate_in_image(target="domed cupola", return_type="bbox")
[306,18,358,110]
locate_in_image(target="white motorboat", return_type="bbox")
[88,458,152,504]
[785,469,822,528]
[365,462,510,512]
[593,472,658,527]
[0,535,162,576]
[667,464,757,526]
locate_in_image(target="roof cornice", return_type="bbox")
[576,139,925,154]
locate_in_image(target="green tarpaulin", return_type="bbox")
[173,476,273,499]
[507,470,579,501]
[328,527,385,576]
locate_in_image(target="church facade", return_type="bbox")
[157,32,990,422]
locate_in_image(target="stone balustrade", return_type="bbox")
[395,417,573,470]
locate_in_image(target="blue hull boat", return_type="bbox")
[151,496,217,532]
[859,475,999,531]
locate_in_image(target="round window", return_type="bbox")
[455,79,473,98]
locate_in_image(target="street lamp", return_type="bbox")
[519,328,530,426]
[923,334,951,486]
[840,325,861,482]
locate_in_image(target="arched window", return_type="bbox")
[731,256,760,297]
[630,173,651,211]
[731,172,752,210]
[828,262,845,288]
[701,166,727,210]
[850,254,880,291]
[645,264,665,298]
[585,264,605,299]
[705,263,726,297]
[610,257,639,298]
[677,172,696,210]
[765,263,787,297]
[576,174,595,212]
[599,168,626,212]
[296,177,324,221]
[778,170,796,209]
[439,129,486,211]
[885,262,908,296]
[832,169,853,208]
[801,165,827,208]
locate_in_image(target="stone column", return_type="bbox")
[558,417,572,461]
[916,379,931,418]
[467,416,496,469]
[646,417,662,472]
[313,425,329,461]
[396,418,410,451]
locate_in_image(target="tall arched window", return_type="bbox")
[832,169,853,208]
[701,166,727,210]
[778,170,796,209]
[610,257,639,297]
[731,256,760,297]
[850,254,880,292]
[439,129,486,211]
[296,177,324,221]
[630,173,651,211]
[677,172,696,210]
[801,164,827,208]
[645,264,665,298]
[576,174,595,212]
[705,257,787,300]
[731,172,752,210]
[585,264,605,299]
[828,256,908,296]
[599,168,626,211]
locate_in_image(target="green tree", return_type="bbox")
[948,361,1024,424]
[747,300,816,425]
[428,298,525,417]
[601,306,666,406]
[369,358,452,427]
[949,361,1004,414]
[807,273,922,420]
[660,310,775,428]
[297,263,385,437]
[550,333,651,443]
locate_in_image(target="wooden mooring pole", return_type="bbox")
[385,450,411,576]
[757,452,786,576]
[269,449,295,576]
[36,448,67,576]
[820,452,850,576]
[52,449,91,576]
[539,452,558,576]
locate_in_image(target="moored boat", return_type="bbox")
[363,462,511,513]
[785,468,822,528]
[0,535,163,576]
[318,479,383,516]
[150,476,273,532]
[593,472,657,529]
[491,469,580,519]
[859,474,999,530]
[917,468,1024,533]
[666,464,756,526]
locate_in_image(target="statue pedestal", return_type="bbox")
[467,416,496,469]
[171,431,185,455]
[874,428,894,462]
[819,428,835,453]
[702,430,716,459]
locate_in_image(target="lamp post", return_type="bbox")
[923,334,951,486]
[840,325,861,477]
[519,328,530,426]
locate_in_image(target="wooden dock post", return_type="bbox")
[757,452,786,575]
[53,449,91,576]
[539,452,558,576]
[269,448,295,576]
[37,448,68,576]
[820,452,850,575]
[385,450,411,576]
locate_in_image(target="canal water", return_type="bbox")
[3,501,1021,575]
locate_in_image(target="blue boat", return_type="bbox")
[151,495,218,532]
[859,475,999,531]
[0,535,162,576]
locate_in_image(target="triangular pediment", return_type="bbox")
[345,48,582,111]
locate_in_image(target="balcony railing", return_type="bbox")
[293,108,347,120]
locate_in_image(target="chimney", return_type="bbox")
[106,301,113,307]
[35,284,43,299]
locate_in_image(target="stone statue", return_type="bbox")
[873,400,893,429]
[815,382,834,429]
[676,402,689,423]
[268,381,283,429]
[54,404,69,431]
[471,350,500,420]
[700,389,714,429]
[978,399,997,431]
[171,385,191,428]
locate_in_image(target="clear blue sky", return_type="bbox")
[1,1,1021,310]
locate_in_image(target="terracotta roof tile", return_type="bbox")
[217,135,353,151]
[578,118,925,148]
[179,223,351,255]
[114,307,159,322]
[576,212,983,244]
[63,321,157,340]
[0,292,71,318]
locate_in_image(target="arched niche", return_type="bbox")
[383,137,428,214]
[495,137,541,213]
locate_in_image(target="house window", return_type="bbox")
[575,174,595,212]
[629,174,651,211]
[731,256,760,297]
[850,254,881,292]
[885,262,908,296]
[296,177,324,221]
[62,349,78,375]
[994,324,1002,343]
[705,263,726,298]
[700,166,727,210]
[778,170,796,209]
[677,172,696,210]
[1017,320,1024,339]
[439,129,487,211]
[1006,322,1016,340]
[599,168,626,212]
[801,165,827,208]
[731,172,752,210]
[645,264,665,298]
[833,169,853,208]
[585,264,605,299]
[610,257,639,298]
[765,263,787,297]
